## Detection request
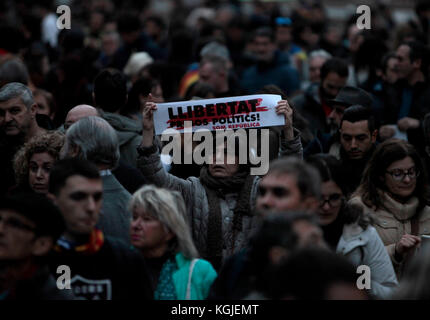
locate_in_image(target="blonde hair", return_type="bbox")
[129,185,198,259]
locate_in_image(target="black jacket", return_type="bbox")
[3,265,75,300]
[48,237,153,300]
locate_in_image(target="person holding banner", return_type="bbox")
[136,95,301,270]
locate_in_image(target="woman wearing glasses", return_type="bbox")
[307,154,348,249]
[352,139,430,279]
[308,154,397,299]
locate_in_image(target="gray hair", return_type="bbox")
[62,116,120,169]
[267,157,322,200]
[0,82,34,108]
[129,185,199,259]
[309,49,332,62]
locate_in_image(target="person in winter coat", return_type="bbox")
[307,154,398,299]
[0,193,75,300]
[351,139,430,279]
[137,98,301,270]
[129,185,217,300]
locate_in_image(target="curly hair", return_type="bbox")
[13,131,65,187]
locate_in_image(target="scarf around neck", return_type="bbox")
[378,190,420,222]
[199,166,256,270]
[55,229,104,254]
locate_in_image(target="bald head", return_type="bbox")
[64,105,99,130]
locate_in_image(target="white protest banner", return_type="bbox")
[153,94,284,135]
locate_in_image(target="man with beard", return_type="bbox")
[335,105,377,196]
[0,83,45,195]
[291,58,348,136]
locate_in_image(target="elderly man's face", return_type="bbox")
[396,45,414,80]
[383,57,399,84]
[0,97,34,137]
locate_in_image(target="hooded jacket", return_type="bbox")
[101,111,143,168]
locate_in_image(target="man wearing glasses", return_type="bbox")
[0,193,74,300]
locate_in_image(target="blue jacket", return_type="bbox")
[240,51,300,96]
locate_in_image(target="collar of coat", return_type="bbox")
[379,190,419,222]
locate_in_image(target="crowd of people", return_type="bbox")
[1,0,430,300]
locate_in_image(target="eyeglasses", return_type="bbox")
[0,214,36,232]
[386,167,420,181]
[319,193,343,208]
[258,186,287,198]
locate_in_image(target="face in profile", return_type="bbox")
[129,206,173,258]
[396,44,413,80]
[34,93,53,120]
[384,156,418,201]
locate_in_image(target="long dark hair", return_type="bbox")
[354,139,430,211]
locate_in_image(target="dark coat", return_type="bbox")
[48,237,153,300]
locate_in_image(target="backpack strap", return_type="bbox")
[186,259,198,300]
